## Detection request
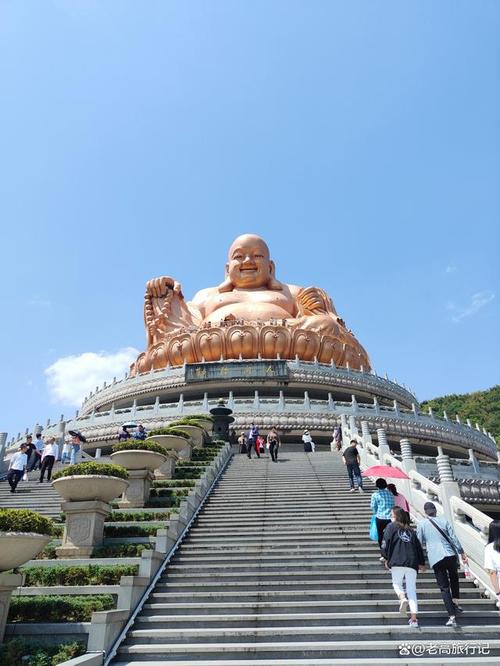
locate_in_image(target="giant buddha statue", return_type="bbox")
[131,234,370,374]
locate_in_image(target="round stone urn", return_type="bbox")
[172,426,205,449]
[0,533,52,571]
[146,435,192,456]
[110,450,167,472]
[52,475,129,503]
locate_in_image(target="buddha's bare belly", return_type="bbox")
[204,301,292,322]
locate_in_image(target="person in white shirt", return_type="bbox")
[7,444,28,493]
[39,437,58,482]
[484,520,500,604]
[302,430,315,453]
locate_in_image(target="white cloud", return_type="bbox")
[45,347,139,406]
[445,265,457,274]
[447,290,495,323]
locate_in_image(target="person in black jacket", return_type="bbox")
[381,507,426,628]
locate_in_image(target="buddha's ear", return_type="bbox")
[218,268,234,293]
[267,260,283,291]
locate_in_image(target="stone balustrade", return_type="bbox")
[343,418,499,607]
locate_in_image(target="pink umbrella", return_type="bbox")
[362,464,409,479]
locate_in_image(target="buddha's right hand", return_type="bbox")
[145,276,183,300]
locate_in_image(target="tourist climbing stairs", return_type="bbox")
[110,450,500,664]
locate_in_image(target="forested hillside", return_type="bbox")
[420,385,500,447]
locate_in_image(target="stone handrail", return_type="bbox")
[344,416,499,606]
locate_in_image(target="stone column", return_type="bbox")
[0,432,8,475]
[0,572,24,641]
[56,500,111,558]
[117,470,154,509]
[360,421,371,445]
[468,448,480,474]
[348,415,359,438]
[57,420,66,461]
[436,446,461,523]
[399,438,416,511]
[376,428,390,461]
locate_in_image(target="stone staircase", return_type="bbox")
[111,450,500,665]
[0,470,62,517]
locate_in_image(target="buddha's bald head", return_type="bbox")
[220,234,281,292]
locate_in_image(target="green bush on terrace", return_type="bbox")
[148,427,190,439]
[8,595,115,623]
[107,510,171,522]
[0,509,54,536]
[22,564,138,587]
[91,543,152,558]
[111,440,166,455]
[0,638,85,666]
[52,462,128,481]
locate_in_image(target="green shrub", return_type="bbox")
[91,543,152,558]
[104,524,163,537]
[0,638,85,666]
[151,480,195,488]
[173,467,204,479]
[149,487,189,500]
[52,462,128,481]
[184,413,214,421]
[22,564,138,587]
[176,460,206,467]
[0,509,54,536]
[148,428,190,439]
[35,543,58,560]
[8,595,115,623]
[107,510,171,522]
[111,440,166,455]
[50,524,64,537]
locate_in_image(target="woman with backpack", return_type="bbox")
[381,507,426,628]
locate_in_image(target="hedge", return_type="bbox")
[91,543,152,558]
[173,467,204,479]
[104,524,163,537]
[111,440,166,455]
[0,638,85,666]
[52,462,128,481]
[151,480,195,488]
[107,510,171,522]
[22,564,138,587]
[8,595,115,623]
[0,509,54,536]
[148,428,190,439]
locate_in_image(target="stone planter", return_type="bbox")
[0,572,24,641]
[110,450,167,471]
[56,500,111,559]
[173,425,204,450]
[53,475,129,558]
[147,434,193,462]
[109,451,167,508]
[53,474,129,503]
[187,418,213,434]
[0,532,51,571]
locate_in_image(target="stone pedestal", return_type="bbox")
[117,469,153,508]
[156,452,178,479]
[56,500,111,558]
[0,572,24,641]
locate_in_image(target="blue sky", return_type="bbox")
[0,1,498,439]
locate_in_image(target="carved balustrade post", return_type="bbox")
[399,438,416,513]
[0,432,7,475]
[376,428,390,462]
[436,446,461,523]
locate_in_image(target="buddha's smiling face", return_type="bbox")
[226,235,273,289]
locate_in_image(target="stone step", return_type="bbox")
[147,587,484,602]
[112,658,500,666]
[141,597,495,615]
[133,609,500,629]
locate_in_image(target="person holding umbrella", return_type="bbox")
[69,430,86,465]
